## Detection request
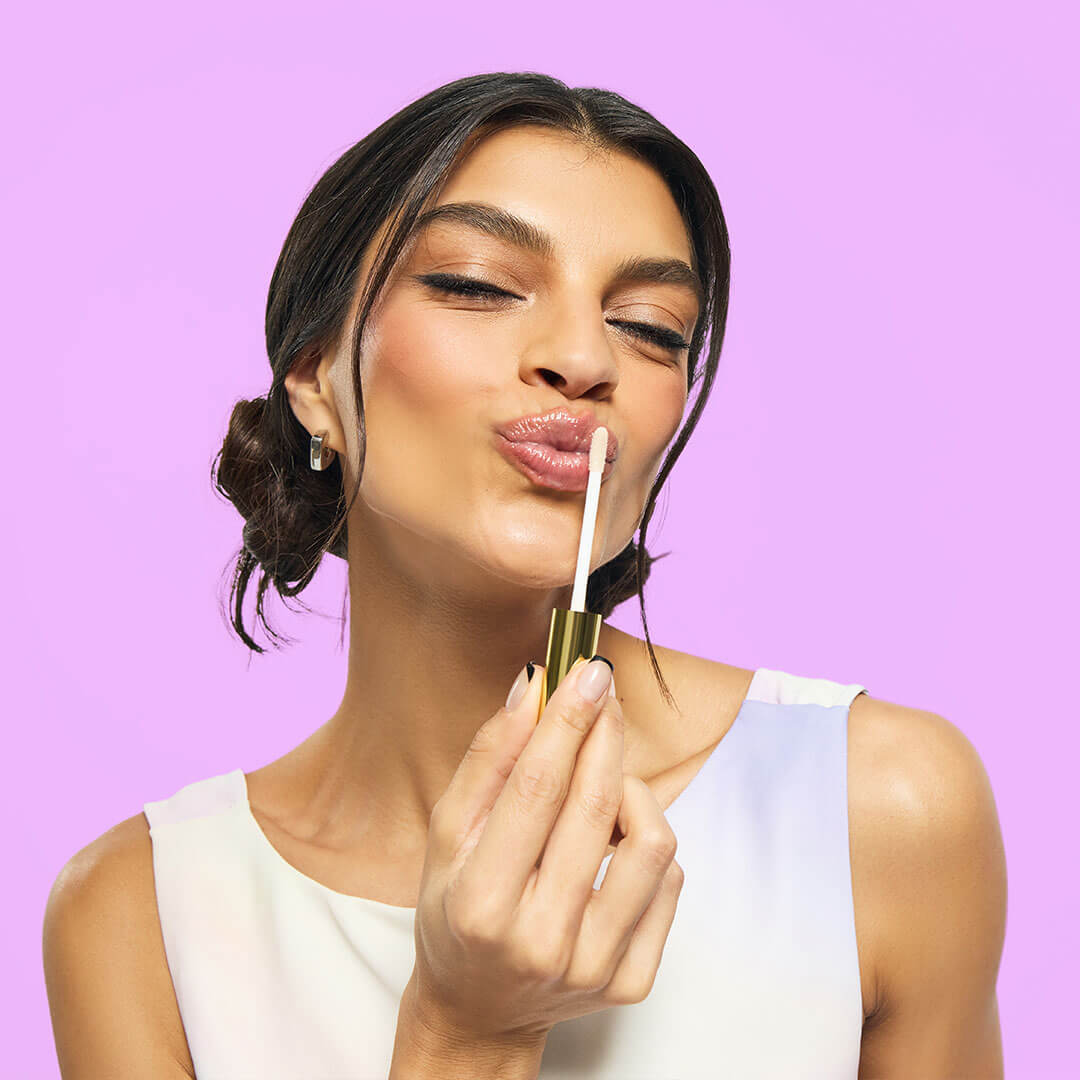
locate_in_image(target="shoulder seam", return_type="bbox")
[747,668,868,708]
[143,770,244,830]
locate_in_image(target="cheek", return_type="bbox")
[625,371,686,469]
[364,305,467,408]
[361,299,517,423]
[356,305,497,517]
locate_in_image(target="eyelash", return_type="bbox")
[418,272,691,353]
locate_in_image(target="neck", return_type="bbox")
[288,506,637,853]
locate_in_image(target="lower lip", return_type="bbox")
[496,436,615,492]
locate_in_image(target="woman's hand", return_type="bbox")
[407,655,684,1047]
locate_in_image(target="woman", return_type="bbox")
[44,72,1006,1078]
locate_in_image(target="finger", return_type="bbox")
[529,690,624,939]
[579,775,678,971]
[603,856,684,1006]
[432,662,546,863]
[459,655,613,919]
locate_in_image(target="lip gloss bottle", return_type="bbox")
[539,427,609,710]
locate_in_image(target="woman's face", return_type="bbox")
[328,125,700,594]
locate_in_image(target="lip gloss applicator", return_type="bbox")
[539,425,609,711]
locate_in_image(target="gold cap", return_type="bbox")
[541,607,604,712]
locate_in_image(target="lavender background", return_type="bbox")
[7,2,1076,1075]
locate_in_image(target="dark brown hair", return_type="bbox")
[211,71,731,708]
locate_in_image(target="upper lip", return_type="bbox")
[495,407,619,462]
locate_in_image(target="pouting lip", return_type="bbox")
[494,407,619,462]
[496,437,617,490]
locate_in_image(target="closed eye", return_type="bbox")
[416,273,690,353]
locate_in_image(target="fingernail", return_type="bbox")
[506,664,531,710]
[577,656,614,702]
[592,654,616,699]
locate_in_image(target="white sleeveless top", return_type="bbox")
[143,667,868,1079]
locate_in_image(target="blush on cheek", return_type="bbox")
[372,303,488,409]
[358,307,492,519]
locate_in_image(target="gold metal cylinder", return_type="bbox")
[541,607,604,712]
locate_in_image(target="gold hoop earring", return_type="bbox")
[310,430,336,471]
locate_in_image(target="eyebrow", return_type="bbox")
[411,200,705,313]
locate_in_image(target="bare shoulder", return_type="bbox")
[50,811,159,907]
[846,693,1007,1076]
[43,811,196,1077]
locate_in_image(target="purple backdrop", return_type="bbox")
[8,2,1076,1076]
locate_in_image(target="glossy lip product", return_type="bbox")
[539,425,609,711]
[495,408,618,493]
[497,437,616,492]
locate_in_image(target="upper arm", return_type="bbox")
[852,700,1007,1079]
[42,812,196,1079]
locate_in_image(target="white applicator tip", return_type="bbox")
[589,426,608,474]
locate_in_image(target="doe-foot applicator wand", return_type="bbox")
[540,425,609,710]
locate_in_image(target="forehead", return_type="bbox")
[427,125,695,267]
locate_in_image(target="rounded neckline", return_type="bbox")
[235,667,761,911]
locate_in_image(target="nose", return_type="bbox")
[518,296,620,399]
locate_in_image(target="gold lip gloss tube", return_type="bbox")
[541,607,603,709]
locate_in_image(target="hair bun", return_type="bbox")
[212,395,347,648]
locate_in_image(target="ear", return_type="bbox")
[283,349,344,459]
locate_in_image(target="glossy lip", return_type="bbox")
[494,407,619,461]
[495,435,616,492]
